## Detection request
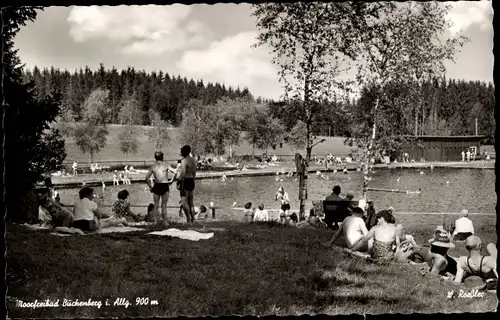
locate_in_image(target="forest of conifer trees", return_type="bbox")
[22,63,263,126]
[21,64,495,142]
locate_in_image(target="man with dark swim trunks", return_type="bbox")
[175,145,197,223]
[145,151,176,226]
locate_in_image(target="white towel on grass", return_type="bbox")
[125,221,155,227]
[149,228,214,241]
[96,226,145,234]
[23,223,52,230]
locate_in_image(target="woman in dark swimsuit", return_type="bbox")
[454,236,498,290]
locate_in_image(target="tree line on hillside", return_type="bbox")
[22,64,264,126]
[23,64,494,144]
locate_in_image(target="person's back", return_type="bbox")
[182,156,197,178]
[342,215,368,247]
[454,217,474,233]
[150,162,170,183]
[253,205,268,222]
[74,196,97,222]
[455,236,498,288]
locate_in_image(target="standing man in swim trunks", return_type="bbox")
[176,145,197,224]
[145,151,177,226]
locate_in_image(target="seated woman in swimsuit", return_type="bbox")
[346,210,398,263]
[454,235,498,290]
[112,189,142,222]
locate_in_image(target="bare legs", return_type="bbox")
[181,191,195,224]
[161,192,169,226]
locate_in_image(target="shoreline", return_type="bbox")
[51,160,494,188]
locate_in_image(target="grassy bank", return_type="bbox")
[6,213,497,317]
[55,122,355,164]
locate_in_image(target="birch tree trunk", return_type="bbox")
[362,95,380,200]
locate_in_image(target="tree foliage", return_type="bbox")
[118,125,139,160]
[147,109,171,151]
[73,89,110,162]
[22,64,260,126]
[245,106,285,153]
[179,98,248,157]
[286,120,307,151]
[118,92,144,125]
[345,2,468,153]
[3,6,66,222]
[343,2,468,196]
[252,2,361,219]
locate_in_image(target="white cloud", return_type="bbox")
[176,31,278,92]
[447,1,493,34]
[67,5,208,56]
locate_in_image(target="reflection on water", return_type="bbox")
[58,168,495,220]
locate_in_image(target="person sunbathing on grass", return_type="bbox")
[296,210,327,229]
[36,178,74,228]
[112,190,142,222]
[73,187,128,232]
[453,235,497,290]
[323,207,371,250]
[412,226,458,278]
[345,210,399,263]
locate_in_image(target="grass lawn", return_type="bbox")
[55,123,355,165]
[6,214,497,317]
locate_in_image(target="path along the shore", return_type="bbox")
[51,160,494,188]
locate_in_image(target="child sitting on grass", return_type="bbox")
[253,204,269,222]
[177,201,208,221]
[243,202,254,223]
[112,189,142,222]
[146,203,160,223]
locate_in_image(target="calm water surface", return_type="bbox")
[58,168,495,220]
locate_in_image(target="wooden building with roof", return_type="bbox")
[398,135,486,162]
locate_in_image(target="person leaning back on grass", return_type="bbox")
[73,187,128,232]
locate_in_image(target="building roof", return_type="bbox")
[404,135,486,139]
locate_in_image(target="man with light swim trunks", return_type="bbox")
[145,151,177,226]
[175,145,197,224]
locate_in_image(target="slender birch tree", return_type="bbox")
[344,2,468,198]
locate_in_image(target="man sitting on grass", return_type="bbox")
[453,235,497,290]
[323,207,371,251]
[73,187,128,232]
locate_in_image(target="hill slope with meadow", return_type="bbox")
[54,123,355,165]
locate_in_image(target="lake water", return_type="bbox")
[57,167,495,220]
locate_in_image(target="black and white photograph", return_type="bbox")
[3,1,497,318]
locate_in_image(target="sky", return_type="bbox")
[14,2,494,100]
